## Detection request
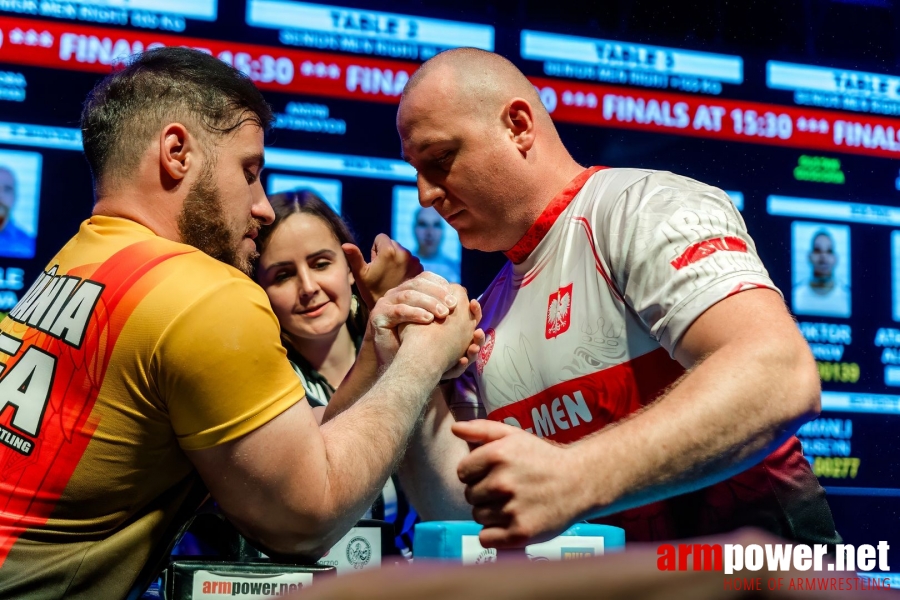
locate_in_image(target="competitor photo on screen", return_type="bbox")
[792,222,852,319]
[392,186,462,283]
[0,149,42,260]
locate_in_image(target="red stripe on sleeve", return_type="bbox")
[670,236,748,270]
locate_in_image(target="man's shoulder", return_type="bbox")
[140,247,264,311]
[573,167,659,216]
[62,220,265,317]
[581,168,737,225]
[583,168,718,201]
[100,233,252,288]
[582,167,653,194]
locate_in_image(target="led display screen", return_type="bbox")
[0,1,897,551]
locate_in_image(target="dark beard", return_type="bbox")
[177,172,259,276]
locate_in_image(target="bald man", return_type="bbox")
[0,166,35,259]
[395,49,840,548]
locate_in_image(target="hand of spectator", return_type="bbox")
[343,234,423,310]
[452,420,586,549]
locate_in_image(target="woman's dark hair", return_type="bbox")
[257,189,368,337]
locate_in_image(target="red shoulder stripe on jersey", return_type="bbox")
[0,241,194,566]
[572,216,624,303]
[726,281,772,298]
[504,166,606,265]
[486,347,684,445]
[671,236,748,270]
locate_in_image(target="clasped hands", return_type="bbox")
[344,234,482,379]
[346,235,588,548]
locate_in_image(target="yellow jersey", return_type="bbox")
[0,216,304,598]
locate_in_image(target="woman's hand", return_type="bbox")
[343,234,423,309]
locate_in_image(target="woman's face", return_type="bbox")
[257,213,354,344]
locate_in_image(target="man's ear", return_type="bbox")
[505,98,536,154]
[159,123,196,186]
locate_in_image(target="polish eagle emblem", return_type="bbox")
[545,283,573,339]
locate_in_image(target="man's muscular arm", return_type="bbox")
[187,286,478,558]
[397,384,471,520]
[586,287,818,511]
[455,288,819,547]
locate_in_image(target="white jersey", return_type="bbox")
[451,167,838,543]
[452,167,776,427]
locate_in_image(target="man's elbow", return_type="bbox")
[778,341,822,428]
[286,506,352,559]
[231,505,347,561]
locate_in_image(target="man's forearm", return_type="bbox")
[398,385,470,520]
[230,345,444,558]
[575,340,820,521]
[314,345,445,544]
[321,337,379,423]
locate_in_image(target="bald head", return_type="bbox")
[396,49,583,253]
[402,48,553,129]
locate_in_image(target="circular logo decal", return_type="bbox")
[346,536,372,569]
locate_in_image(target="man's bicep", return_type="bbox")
[184,400,329,550]
[158,279,305,451]
[673,287,803,369]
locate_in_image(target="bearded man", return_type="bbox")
[0,47,480,599]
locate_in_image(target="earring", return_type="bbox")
[350,294,360,319]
